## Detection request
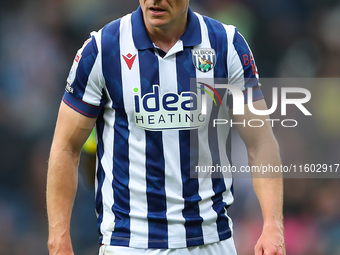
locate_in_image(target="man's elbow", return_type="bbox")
[247,139,281,167]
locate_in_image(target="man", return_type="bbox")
[46,0,285,254]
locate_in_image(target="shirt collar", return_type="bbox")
[131,6,202,50]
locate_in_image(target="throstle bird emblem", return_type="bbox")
[198,56,214,69]
[192,48,216,73]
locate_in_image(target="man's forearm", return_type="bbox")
[252,177,283,226]
[233,100,285,254]
[249,140,283,224]
[249,140,285,254]
[47,102,96,254]
[46,149,79,254]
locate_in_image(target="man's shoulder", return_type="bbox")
[101,15,125,35]
[194,12,237,38]
[95,13,131,49]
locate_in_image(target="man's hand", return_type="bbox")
[48,247,74,255]
[47,224,74,255]
[255,222,285,255]
[48,237,74,255]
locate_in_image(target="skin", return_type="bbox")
[234,100,286,255]
[47,103,95,255]
[139,0,190,52]
[47,1,285,254]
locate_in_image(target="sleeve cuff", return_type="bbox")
[227,86,264,108]
[62,92,102,118]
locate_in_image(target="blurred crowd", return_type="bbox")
[0,0,339,254]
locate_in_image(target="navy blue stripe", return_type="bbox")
[233,28,258,88]
[180,128,204,247]
[227,87,264,108]
[139,49,168,248]
[95,110,106,243]
[203,16,228,78]
[71,36,98,99]
[177,47,204,247]
[203,16,233,241]
[111,108,130,246]
[102,19,131,246]
[206,86,232,241]
[208,103,222,178]
[211,177,232,241]
[145,130,167,248]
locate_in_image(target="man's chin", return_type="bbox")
[148,19,170,28]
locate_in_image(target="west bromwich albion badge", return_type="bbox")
[192,48,216,73]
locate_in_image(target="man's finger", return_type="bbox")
[254,244,263,255]
[276,244,285,255]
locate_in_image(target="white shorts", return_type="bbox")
[98,237,237,255]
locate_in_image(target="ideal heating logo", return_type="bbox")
[133,85,206,131]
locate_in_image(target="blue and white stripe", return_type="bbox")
[62,6,262,249]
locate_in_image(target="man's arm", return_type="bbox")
[233,99,285,255]
[46,102,96,255]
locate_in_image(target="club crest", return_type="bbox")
[192,48,216,73]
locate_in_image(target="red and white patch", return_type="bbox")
[74,54,81,63]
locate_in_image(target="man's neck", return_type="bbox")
[148,27,185,53]
[144,16,188,53]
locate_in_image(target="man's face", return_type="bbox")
[140,0,190,29]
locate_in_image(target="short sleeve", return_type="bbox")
[63,30,106,118]
[224,25,263,106]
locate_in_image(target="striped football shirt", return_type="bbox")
[63,6,263,249]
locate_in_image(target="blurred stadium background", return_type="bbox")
[0,0,340,254]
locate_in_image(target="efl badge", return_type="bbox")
[67,37,92,85]
[66,52,81,85]
[192,48,216,73]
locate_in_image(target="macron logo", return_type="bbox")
[123,53,137,70]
